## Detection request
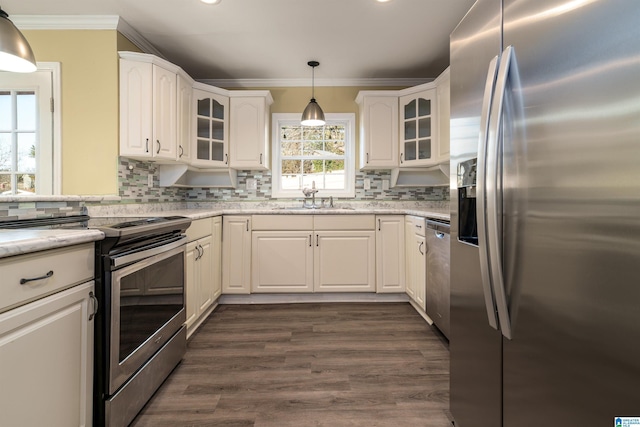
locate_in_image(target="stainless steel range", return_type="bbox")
[91,216,191,427]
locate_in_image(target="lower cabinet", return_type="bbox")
[405,216,427,311]
[185,217,222,337]
[222,215,252,294]
[0,281,95,427]
[376,215,405,293]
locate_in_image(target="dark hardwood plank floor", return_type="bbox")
[130,302,451,427]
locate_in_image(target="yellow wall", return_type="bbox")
[23,29,120,195]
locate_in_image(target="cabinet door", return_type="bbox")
[177,74,193,163]
[211,217,222,301]
[222,216,252,294]
[197,235,215,313]
[152,65,178,160]
[185,241,199,330]
[252,231,314,293]
[119,59,153,158]
[399,89,438,167]
[404,217,416,300]
[376,216,405,293]
[229,96,269,170]
[414,233,427,311]
[193,88,229,167]
[0,281,94,427]
[314,231,376,292]
[361,96,399,169]
[436,68,450,163]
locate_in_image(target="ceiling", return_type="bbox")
[4,0,476,84]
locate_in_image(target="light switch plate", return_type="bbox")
[382,179,390,191]
[363,178,371,190]
[147,174,153,187]
[246,178,257,190]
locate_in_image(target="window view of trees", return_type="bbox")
[280,123,347,191]
[0,90,37,195]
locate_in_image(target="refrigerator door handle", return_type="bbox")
[487,45,515,340]
[477,55,500,331]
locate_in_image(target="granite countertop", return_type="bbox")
[0,229,105,259]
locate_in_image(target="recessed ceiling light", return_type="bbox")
[376,0,393,2]
[201,0,221,4]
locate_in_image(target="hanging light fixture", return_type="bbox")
[0,6,37,73]
[301,60,325,126]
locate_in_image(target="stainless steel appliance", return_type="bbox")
[450,1,640,426]
[92,216,191,427]
[425,219,450,339]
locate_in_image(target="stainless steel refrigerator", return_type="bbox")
[449,1,640,426]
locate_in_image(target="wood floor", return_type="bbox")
[130,302,451,427]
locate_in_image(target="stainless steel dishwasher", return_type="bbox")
[425,219,450,339]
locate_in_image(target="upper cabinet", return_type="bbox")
[192,84,229,168]
[229,92,273,170]
[119,52,180,162]
[356,92,399,170]
[355,67,451,171]
[177,72,194,163]
[399,86,437,167]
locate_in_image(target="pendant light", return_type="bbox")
[301,61,325,126]
[0,7,37,73]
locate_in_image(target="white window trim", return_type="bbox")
[37,62,62,195]
[271,113,355,199]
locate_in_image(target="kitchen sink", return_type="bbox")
[271,206,355,211]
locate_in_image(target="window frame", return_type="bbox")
[271,113,356,199]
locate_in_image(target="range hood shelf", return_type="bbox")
[159,164,238,188]
[391,163,450,188]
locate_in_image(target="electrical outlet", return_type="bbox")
[246,178,257,190]
[147,174,153,187]
[382,179,390,191]
[363,178,371,190]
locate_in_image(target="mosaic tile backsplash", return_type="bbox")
[118,158,449,203]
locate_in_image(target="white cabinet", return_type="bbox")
[229,92,273,170]
[0,245,95,427]
[119,53,179,161]
[435,67,450,164]
[405,215,427,311]
[399,87,437,167]
[177,72,194,163]
[356,92,399,169]
[376,215,405,293]
[192,85,229,168]
[222,216,252,294]
[211,216,222,302]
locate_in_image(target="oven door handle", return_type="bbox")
[111,235,187,268]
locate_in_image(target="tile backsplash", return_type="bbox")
[118,158,449,203]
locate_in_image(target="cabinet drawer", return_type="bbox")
[0,244,94,313]
[186,217,214,242]
[313,215,375,231]
[252,215,313,231]
[406,215,426,237]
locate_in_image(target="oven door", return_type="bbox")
[109,240,186,395]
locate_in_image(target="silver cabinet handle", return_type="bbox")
[316,234,319,247]
[309,234,312,247]
[418,241,424,256]
[179,145,184,158]
[260,153,263,164]
[156,140,161,154]
[196,244,204,261]
[400,152,404,164]
[89,291,99,321]
[477,54,500,332]
[366,153,369,164]
[225,153,228,165]
[378,218,381,231]
[246,219,249,231]
[145,138,149,153]
[20,270,53,285]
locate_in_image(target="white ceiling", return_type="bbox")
[3,0,476,84]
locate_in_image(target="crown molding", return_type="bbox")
[198,77,433,88]
[10,15,165,59]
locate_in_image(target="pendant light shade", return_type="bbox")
[301,61,325,126]
[0,7,37,73]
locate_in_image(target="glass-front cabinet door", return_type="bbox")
[192,88,229,168]
[399,89,437,167]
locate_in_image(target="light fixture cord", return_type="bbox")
[311,65,315,100]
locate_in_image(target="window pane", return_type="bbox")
[303,141,323,156]
[197,118,210,138]
[17,133,36,173]
[0,133,11,171]
[282,159,301,174]
[326,159,344,174]
[325,141,345,156]
[405,141,417,161]
[212,99,224,119]
[281,160,302,190]
[0,174,11,194]
[0,92,10,130]
[303,127,322,141]
[405,121,416,140]
[281,141,301,156]
[212,121,224,141]
[325,173,345,190]
[197,140,210,160]
[418,118,431,138]
[197,98,210,117]
[17,173,36,193]
[16,91,35,130]
[325,125,345,141]
[211,141,224,162]
[302,172,323,190]
[418,139,432,160]
[418,98,431,116]
[281,126,301,141]
[404,99,416,119]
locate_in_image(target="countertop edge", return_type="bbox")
[0,229,105,259]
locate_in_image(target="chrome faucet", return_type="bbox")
[302,181,319,208]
